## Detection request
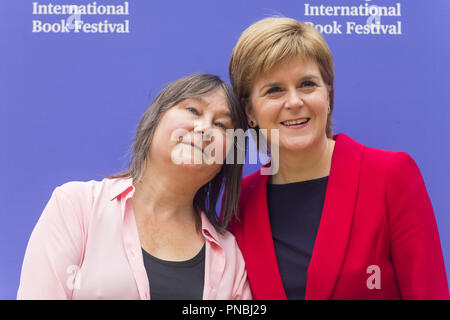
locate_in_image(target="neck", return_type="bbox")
[270,136,335,184]
[131,162,205,222]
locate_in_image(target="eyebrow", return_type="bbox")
[211,110,232,121]
[259,74,321,93]
[188,96,206,104]
[185,97,232,118]
[217,110,231,117]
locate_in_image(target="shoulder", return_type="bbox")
[46,178,133,233]
[362,145,419,179]
[336,133,419,175]
[51,177,129,216]
[235,169,266,216]
[55,178,115,203]
[241,169,263,189]
[339,135,427,202]
[240,169,262,199]
[230,169,266,237]
[235,170,263,214]
[56,179,101,196]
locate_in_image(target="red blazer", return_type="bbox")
[230,134,449,300]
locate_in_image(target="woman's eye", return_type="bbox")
[215,123,227,130]
[185,107,198,114]
[301,81,316,87]
[266,87,282,95]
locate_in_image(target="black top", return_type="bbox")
[141,244,205,300]
[266,176,329,300]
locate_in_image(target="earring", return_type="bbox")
[328,106,331,113]
[177,136,183,143]
[249,120,255,127]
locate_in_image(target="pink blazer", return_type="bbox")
[18,177,251,300]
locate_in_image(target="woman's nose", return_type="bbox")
[193,118,214,144]
[284,88,303,110]
[193,118,213,134]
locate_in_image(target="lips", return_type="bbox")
[280,117,310,126]
[181,141,204,154]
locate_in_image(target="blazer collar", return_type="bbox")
[109,178,222,245]
[241,168,284,299]
[306,133,365,299]
[242,133,364,300]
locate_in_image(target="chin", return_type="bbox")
[174,157,220,172]
[280,135,318,153]
[172,158,208,169]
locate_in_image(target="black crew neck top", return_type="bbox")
[266,176,329,299]
[141,244,205,300]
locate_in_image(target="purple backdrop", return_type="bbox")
[1,0,449,299]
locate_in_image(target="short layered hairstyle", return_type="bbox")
[229,17,335,137]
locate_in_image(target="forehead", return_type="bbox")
[255,57,322,84]
[185,89,231,115]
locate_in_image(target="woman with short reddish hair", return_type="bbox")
[228,17,449,300]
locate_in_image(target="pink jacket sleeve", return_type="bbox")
[17,187,85,299]
[387,152,449,299]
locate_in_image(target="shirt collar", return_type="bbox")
[109,177,135,201]
[110,177,222,247]
[200,211,221,247]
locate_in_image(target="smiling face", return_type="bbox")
[247,57,331,154]
[149,88,234,181]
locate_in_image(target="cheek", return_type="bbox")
[307,94,329,118]
[159,113,193,141]
[252,100,281,126]
[150,113,192,154]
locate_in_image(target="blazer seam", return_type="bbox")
[384,153,403,297]
[329,144,366,299]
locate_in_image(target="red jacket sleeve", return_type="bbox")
[387,152,449,299]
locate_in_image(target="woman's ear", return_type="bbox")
[242,97,256,127]
[326,85,331,104]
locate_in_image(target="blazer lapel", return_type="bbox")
[242,170,287,300]
[305,134,365,299]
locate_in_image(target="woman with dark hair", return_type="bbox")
[17,74,251,300]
